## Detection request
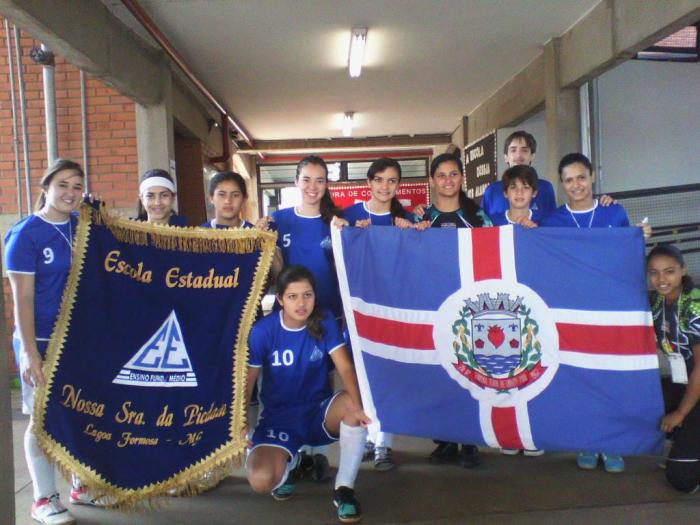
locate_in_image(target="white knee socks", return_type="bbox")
[375,431,393,449]
[24,423,57,501]
[335,422,367,490]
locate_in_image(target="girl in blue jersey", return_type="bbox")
[258,156,342,478]
[259,156,344,319]
[136,169,187,226]
[416,153,490,469]
[343,157,416,229]
[200,171,254,229]
[647,245,700,493]
[539,153,651,235]
[245,266,370,524]
[417,153,491,229]
[5,159,91,524]
[542,153,650,473]
[341,157,421,471]
[489,165,542,228]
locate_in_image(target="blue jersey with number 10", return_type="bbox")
[272,207,342,317]
[248,310,344,411]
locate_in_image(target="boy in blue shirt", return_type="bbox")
[481,130,556,217]
[489,165,542,227]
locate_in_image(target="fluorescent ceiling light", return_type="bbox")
[348,28,367,78]
[342,112,354,137]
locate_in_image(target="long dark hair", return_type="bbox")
[430,153,484,227]
[367,157,406,220]
[296,156,343,222]
[36,158,84,211]
[137,169,176,221]
[276,265,325,340]
[208,171,248,198]
[647,244,695,293]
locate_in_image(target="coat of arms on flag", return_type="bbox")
[33,204,276,506]
[333,225,664,455]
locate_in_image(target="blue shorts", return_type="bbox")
[250,393,340,458]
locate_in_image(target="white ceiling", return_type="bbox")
[103,0,599,142]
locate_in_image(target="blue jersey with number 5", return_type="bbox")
[4,213,78,341]
[248,309,343,411]
[272,207,342,317]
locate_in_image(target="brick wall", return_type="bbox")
[0,19,139,374]
[174,135,206,226]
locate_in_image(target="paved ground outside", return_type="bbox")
[11,390,700,525]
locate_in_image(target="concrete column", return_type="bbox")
[544,38,580,203]
[135,63,175,179]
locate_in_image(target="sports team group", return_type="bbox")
[5,130,699,524]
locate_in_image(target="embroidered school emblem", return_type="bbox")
[452,292,544,391]
[434,280,559,405]
[113,311,198,387]
[310,345,324,362]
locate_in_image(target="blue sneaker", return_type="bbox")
[602,454,625,473]
[577,452,599,470]
[333,486,362,523]
[271,478,296,501]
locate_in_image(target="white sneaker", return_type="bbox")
[500,448,520,455]
[70,485,97,506]
[31,494,76,525]
[523,448,545,457]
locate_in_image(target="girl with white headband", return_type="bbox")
[136,169,187,226]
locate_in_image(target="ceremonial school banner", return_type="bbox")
[333,225,665,455]
[35,204,276,505]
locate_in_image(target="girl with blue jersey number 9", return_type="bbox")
[5,159,97,524]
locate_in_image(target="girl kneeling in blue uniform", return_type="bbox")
[245,266,370,524]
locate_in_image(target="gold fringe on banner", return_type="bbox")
[33,202,278,509]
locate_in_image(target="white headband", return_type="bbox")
[139,176,176,195]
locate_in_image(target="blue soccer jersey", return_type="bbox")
[490,208,543,226]
[272,207,342,317]
[540,201,630,228]
[168,214,188,226]
[200,219,254,229]
[482,179,557,217]
[4,213,78,341]
[343,201,417,226]
[248,309,344,411]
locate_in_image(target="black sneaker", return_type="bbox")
[299,451,314,476]
[333,486,362,523]
[429,442,459,464]
[373,447,395,471]
[362,440,375,462]
[459,444,481,469]
[312,453,331,483]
